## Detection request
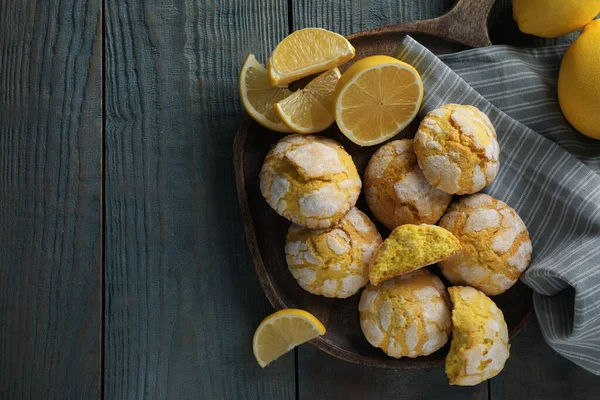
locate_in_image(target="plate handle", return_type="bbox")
[348,0,495,48]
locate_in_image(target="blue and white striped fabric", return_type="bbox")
[395,36,600,374]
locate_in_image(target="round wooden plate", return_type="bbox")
[234,0,533,369]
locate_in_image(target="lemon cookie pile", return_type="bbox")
[243,27,533,386]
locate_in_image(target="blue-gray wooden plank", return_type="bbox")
[293,0,455,36]
[104,0,295,398]
[491,321,599,399]
[0,0,102,398]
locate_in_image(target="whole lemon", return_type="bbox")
[558,19,600,140]
[513,0,600,38]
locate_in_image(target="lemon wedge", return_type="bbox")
[334,55,424,146]
[239,54,292,132]
[253,309,326,368]
[267,28,355,86]
[274,68,341,134]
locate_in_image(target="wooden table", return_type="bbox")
[1,0,598,398]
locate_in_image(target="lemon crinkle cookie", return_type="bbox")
[260,134,361,229]
[446,286,510,386]
[414,104,500,195]
[438,194,532,296]
[364,139,452,230]
[369,224,461,285]
[359,269,452,358]
[285,208,382,298]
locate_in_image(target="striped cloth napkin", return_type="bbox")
[395,36,600,374]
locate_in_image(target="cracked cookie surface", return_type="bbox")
[260,134,361,228]
[359,269,452,358]
[414,104,500,195]
[285,208,382,298]
[446,286,509,386]
[438,194,532,296]
[364,139,452,230]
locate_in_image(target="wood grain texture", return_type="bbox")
[298,345,488,400]
[359,0,461,43]
[295,0,577,47]
[293,0,455,36]
[292,0,361,36]
[344,0,496,48]
[361,0,456,29]
[0,0,101,398]
[104,0,294,398]
[491,319,600,399]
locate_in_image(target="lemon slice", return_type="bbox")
[253,309,326,368]
[267,28,355,86]
[274,68,341,134]
[334,55,424,146]
[239,54,292,132]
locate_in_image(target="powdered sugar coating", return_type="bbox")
[429,108,448,117]
[359,269,452,358]
[299,184,348,218]
[326,229,351,254]
[507,241,533,272]
[285,208,382,298]
[465,209,501,232]
[293,267,316,286]
[420,155,462,194]
[260,134,361,228]
[379,300,393,331]
[345,207,372,233]
[472,165,485,191]
[358,289,378,312]
[485,160,499,181]
[447,286,510,386]
[438,194,532,295]
[362,320,384,345]
[342,274,367,295]
[414,104,500,195]
[394,139,412,153]
[364,140,452,230]
[285,142,345,179]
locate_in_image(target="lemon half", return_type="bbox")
[334,55,424,147]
